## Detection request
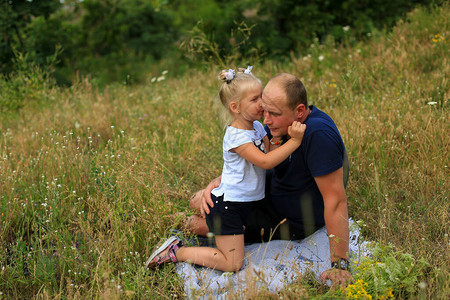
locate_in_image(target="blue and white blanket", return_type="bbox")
[176,219,371,299]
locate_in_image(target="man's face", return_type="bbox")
[262,81,296,137]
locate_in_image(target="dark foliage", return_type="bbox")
[0,0,437,86]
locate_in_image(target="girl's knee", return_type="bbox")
[226,260,243,273]
[232,261,243,272]
[222,254,244,272]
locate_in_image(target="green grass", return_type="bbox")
[0,3,449,299]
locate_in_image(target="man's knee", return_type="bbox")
[189,190,203,210]
[187,215,209,236]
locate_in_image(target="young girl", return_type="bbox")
[146,66,306,272]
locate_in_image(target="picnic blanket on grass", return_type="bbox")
[175,219,371,299]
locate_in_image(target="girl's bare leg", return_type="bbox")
[176,234,245,272]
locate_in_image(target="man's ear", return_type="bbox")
[230,101,239,113]
[294,104,306,119]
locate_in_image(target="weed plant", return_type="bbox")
[0,3,448,299]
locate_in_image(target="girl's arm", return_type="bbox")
[234,121,306,170]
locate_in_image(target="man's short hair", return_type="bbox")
[270,73,308,109]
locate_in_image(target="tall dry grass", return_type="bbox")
[0,3,448,299]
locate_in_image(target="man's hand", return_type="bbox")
[200,176,221,217]
[320,268,352,289]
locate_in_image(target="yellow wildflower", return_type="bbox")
[432,33,445,43]
[346,279,372,299]
[377,288,394,299]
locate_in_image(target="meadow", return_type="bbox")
[0,3,448,299]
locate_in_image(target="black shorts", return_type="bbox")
[205,194,255,235]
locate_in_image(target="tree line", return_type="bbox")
[1,0,436,86]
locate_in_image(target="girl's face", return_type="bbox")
[238,83,264,122]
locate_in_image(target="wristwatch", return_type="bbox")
[331,258,349,271]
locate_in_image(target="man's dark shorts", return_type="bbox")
[243,170,327,243]
[205,194,255,235]
[243,195,312,243]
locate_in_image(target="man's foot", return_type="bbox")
[145,236,183,268]
[168,228,214,247]
[168,228,197,247]
[169,212,189,231]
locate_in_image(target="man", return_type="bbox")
[188,73,351,287]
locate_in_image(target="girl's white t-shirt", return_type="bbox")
[212,121,267,202]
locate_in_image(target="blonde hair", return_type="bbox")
[216,68,261,125]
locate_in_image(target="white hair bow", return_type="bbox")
[225,69,235,82]
[244,66,253,74]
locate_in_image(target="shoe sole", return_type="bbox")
[145,236,178,268]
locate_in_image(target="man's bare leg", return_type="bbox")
[187,190,209,237]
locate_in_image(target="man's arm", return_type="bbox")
[200,175,221,216]
[314,167,351,287]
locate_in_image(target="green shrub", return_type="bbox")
[0,51,57,113]
[344,243,431,299]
